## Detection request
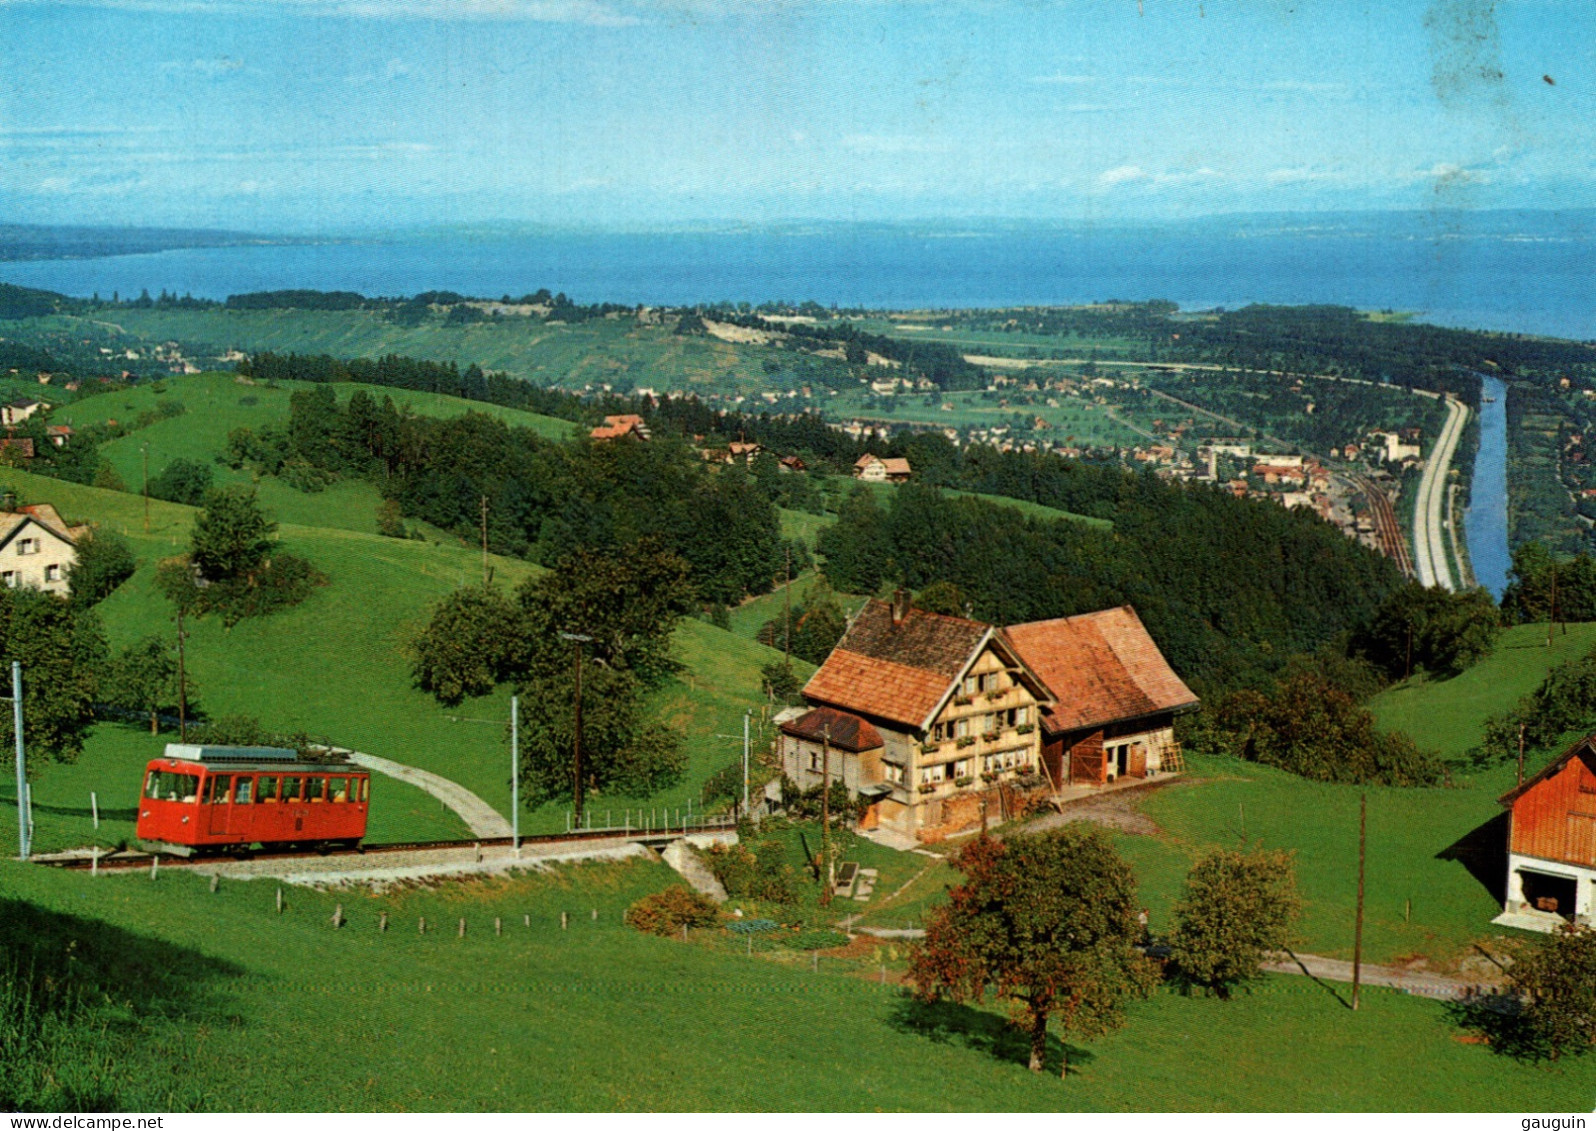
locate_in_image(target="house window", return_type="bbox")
[885,762,905,785]
[922,764,947,785]
[43,564,60,583]
[953,759,972,779]
[0,571,15,588]
[808,748,823,773]
[1017,706,1029,726]
[955,718,970,739]
[16,538,37,556]
[962,676,978,696]
[984,714,1000,736]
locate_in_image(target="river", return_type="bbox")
[1466,374,1511,600]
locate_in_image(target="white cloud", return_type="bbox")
[1097,164,1145,186]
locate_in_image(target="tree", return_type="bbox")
[190,486,276,581]
[411,586,527,706]
[1503,927,1596,1059]
[909,828,1157,1075]
[913,580,970,618]
[1168,847,1301,998]
[1355,582,1501,679]
[0,588,107,764]
[66,528,135,606]
[104,635,182,734]
[146,457,214,507]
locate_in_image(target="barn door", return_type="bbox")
[1128,744,1148,779]
[1069,733,1106,786]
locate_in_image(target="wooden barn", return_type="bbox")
[1003,607,1199,788]
[1497,734,1596,930]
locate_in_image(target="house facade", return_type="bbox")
[1497,734,1596,930]
[1004,607,1200,788]
[781,594,1051,837]
[0,503,87,596]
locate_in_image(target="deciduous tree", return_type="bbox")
[1169,847,1301,998]
[909,828,1156,1075]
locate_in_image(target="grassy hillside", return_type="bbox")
[0,465,794,848]
[5,854,1590,1112]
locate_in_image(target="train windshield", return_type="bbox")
[143,769,201,803]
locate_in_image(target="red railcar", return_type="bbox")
[136,744,370,856]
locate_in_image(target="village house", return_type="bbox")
[1004,607,1198,788]
[1495,733,1596,931]
[45,425,72,448]
[853,453,912,483]
[780,594,1053,837]
[1,399,46,426]
[588,414,651,442]
[0,501,88,596]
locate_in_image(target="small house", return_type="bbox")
[1,399,45,426]
[1496,734,1596,930]
[589,414,651,442]
[0,502,88,596]
[853,453,912,483]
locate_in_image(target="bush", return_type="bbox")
[67,528,135,606]
[625,885,720,936]
[1169,847,1301,998]
[701,840,799,905]
[191,553,325,627]
[146,457,213,507]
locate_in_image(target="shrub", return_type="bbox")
[701,840,798,905]
[625,885,720,936]
[146,457,214,507]
[67,528,135,606]
[1169,847,1301,998]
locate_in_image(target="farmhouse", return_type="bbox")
[1496,734,1596,931]
[1004,607,1198,787]
[782,597,1199,839]
[0,502,87,596]
[781,593,1052,837]
[853,453,912,482]
[589,414,651,442]
[1,399,46,426]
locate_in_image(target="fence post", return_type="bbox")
[150,855,159,880]
[379,912,388,932]
[419,917,427,935]
[561,911,568,930]
[458,918,466,938]
[332,904,344,929]
[91,849,99,877]
[210,874,219,893]
[524,913,531,929]
[495,916,502,936]
[91,791,99,830]
[591,908,597,921]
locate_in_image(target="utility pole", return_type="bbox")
[559,632,594,821]
[511,695,520,854]
[820,726,832,906]
[742,710,751,813]
[141,443,150,534]
[480,495,490,587]
[175,606,188,742]
[1352,792,1366,1012]
[11,661,27,860]
[1404,622,1413,682]
[783,546,792,673]
[1548,562,1558,647]
[1518,723,1526,789]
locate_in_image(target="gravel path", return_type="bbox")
[344,749,512,838]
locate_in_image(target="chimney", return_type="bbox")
[891,588,911,625]
[1,491,15,513]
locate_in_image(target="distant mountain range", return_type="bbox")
[0,224,306,263]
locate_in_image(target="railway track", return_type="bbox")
[1345,470,1414,578]
[33,823,736,873]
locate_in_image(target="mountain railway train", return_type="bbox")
[136,744,370,856]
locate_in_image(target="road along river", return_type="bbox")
[1413,394,1470,591]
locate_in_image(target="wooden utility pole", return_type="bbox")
[783,546,793,672]
[480,495,490,587]
[1352,792,1366,1011]
[1404,622,1413,681]
[1548,562,1558,647]
[141,443,150,534]
[175,605,188,742]
[820,726,832,906]
[559,631,594,821]
[1518,723,1526,789]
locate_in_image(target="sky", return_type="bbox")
[2,0,1595,233]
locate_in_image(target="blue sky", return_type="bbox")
[2,0,1593,233]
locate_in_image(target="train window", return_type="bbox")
[307,777,326,802]
[258,775,280,802]
[282,776,302,802]
[359,778,369,802]
[205,775,232,804]
[144,770,201,802]
[329,776,348,802]
[233,777,254,805]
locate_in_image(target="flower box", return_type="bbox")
[953,695,974,707]
[955,736,976,749]
[954,776,974,788]
[917,782,938,794]
[920,742,940,754]
[984,690,1004,701]
[1015,723,1035,735]
[979,771,998,784]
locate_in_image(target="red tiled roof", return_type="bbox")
[589,414,649,440]
[1003,606,1198,735]
[803,599,990,730]
[779,706,883,752]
